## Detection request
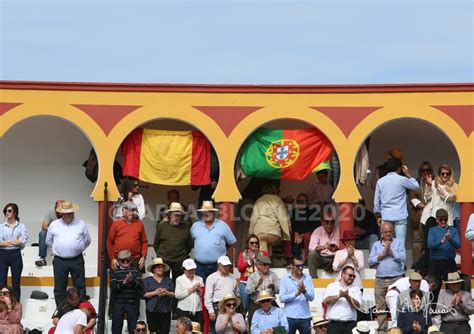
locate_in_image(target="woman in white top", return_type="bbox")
[174,259,204,329]
[114,176,146,220]
[424,164,458,226]
[332,230,364,287]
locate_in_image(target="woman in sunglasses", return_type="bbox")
[424,164,457,227]
[237,234,268,315]
[114,176,146,220]
[215,293,246,334]
[0,203,28,300]
[0,285,23,334]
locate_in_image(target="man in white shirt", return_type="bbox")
[385,272,430,329]
[55,301,94,334]
[46,201,91,306]
[204,256,238,334]
[322,266,362,334]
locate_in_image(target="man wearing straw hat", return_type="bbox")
[154,201,192,317]
[191,201,236,281]
[311,317,329,334]
[435,272,474,333]
[46,200,91,306]
[251,290,288,334]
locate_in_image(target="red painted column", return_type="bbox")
[338,202,354,244]
[460,202,474,275]
[97,201,113,276]
[219,202,235,264]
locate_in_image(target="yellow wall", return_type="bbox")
[1,87,473,203]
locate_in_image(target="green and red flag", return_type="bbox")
[240,128,333,180]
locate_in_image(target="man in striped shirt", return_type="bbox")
[110,249,143,334]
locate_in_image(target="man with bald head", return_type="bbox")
[36,199,64,267]
[369,222,406,333]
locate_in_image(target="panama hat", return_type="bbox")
[147,257,170,273]
[165,202,185,214]
[311,316,329,328]
[408,272,423,281]
[427,325,444,334]
[192,322,202,333]
[255,290,276,303]
[197,201,218,212]
[218,293,241,312]
[56,201,79,214]
[388,328,402,334]
[445,272,464,284]
[352,321,371,334]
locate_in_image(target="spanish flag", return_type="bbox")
[121,128,211,186]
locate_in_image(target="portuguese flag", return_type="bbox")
[121,128,210,186]
[240,128,333,180]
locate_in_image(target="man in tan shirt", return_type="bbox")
[249,183,291,256]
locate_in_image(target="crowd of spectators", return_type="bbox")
[3,155,474,334]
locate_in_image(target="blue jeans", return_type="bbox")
[195,262,217,283]
[0,249,23,300]
[287,317,311,334]
[388,219,407,246]
[38,229,47,258]
[239,281,250,313]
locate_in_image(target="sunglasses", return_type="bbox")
[249,241,259,245]
[438,218,448,222]
[119,259,130,263]
[1,291,9,296]
[226,303,236,307]
[323,220,335,224]
[441,172,451,176]
[260,300,272,304]
[294,264,305,269]
[5,209,13,213]
[135,329,146,333]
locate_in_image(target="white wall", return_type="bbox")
[0,117,98,265]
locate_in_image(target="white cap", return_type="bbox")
[182,259,197,270]
[217,256,232,266]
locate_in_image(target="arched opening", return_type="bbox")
[353,118,461,269]
[114,118,221,246]
[233,119,339,266]
[0,116,99,275]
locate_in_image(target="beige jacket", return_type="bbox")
[249,194,291,241]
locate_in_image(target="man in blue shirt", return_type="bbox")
[279,255,314,334]
[190,201,236,281]
[428,208,460,297]
[368,222,406,333]
[374,157,420,249]
[251,291,289,334]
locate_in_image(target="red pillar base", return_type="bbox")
[460,202,474,276]
[338,202,355,245]
[218,202,235,264]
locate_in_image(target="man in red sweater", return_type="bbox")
[107,201,148,270]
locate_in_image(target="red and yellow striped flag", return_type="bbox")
[121,128,211,185]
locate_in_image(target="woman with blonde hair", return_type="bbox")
[424,164,458,226]
[215,294,246,334]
